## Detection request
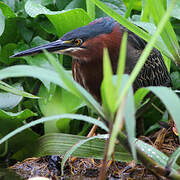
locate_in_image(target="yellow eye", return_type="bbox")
[74,39,82,46]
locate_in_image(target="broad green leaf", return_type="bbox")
[56,0,72,10]
[171,71,180,89]
[0,0,17,44]
[134,88,149,109]
[0,114,108,146]
[168,0,180,20]
[123,0,142,11]
[0,18,18,45]
[38,85,84,133]
[23,133,132,162]
[124,0,135,18]
[0,109,38,156]
[147,86,180,141]
[0,83,23,110]
[0,43,17,65]
[140,0,150,21]
[16,19,34,43]
[65,0,86,10]
[86,0,95,19]
[0,109,37,125]
[0,2,16,18]
[0,65,67,91]
[96,0,127,18]
[46,9,91,37]
[25,0,91,37]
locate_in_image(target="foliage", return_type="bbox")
[0,0,180,178]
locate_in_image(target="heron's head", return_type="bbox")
[11,17,121,61]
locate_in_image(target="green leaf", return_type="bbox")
[140,0,150,21]
[134,88,149,109]
[25,0,91,37]
[171,71,180,89]
[124,86,136,160]
[24,133,132,162]
[116,32,127,95]
[65,0,86,10]
[0,18,18,45]
[101,48,116,119]
[16,19,34,43]
[124,0,135,18]
[0,9,5,36]
[0,109,38,156]
[147,86,180,142]
[0,83,23,110]
[0,65,67,91]
[96,0,126,18]
[86,0,95,19]
[0,81,38,99]
[0,2,16,18]
[108,75,129,158]
[148,0,180,64]
[0,109,37,123]
[168,0,180,20]
[0,43,18,65]
[123,0,142,11]
[38,85,84,133]
[108,75,136,161]
[0,2,18,44]
[56,0,72,10]
[132,21,170,56]
[0,114,108,145]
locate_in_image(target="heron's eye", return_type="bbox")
[73,39,82,46]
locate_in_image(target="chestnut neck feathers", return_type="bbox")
[71,17,171,102]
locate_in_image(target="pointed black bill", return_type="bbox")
[10,39,72,58]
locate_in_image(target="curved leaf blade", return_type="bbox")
[0,114,108,145]
[147,86,180,141]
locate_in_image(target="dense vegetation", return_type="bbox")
[0,0,180,178]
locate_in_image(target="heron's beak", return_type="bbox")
[10,40,73,58]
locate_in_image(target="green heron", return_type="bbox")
[11,17,172,102]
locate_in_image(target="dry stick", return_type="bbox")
[87,117,101,137]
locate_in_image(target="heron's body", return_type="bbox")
[11,17,172,102]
